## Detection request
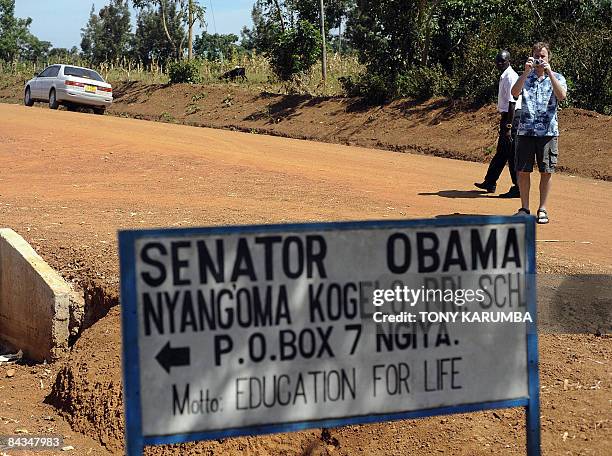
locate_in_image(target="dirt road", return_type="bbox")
[1,104,610,271]
[0,103,610,455]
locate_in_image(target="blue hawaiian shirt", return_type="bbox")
[517,71,567,136]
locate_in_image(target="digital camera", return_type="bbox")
[533,59,543,66]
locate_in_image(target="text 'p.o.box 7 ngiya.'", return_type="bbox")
[119,216,540,455]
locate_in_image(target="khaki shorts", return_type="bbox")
[515,136,558,173]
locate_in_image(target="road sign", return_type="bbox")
[119,216,539,455]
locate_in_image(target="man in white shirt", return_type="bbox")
[475,50,522,198]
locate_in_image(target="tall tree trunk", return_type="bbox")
[272,0,285,33]
[418,0,439,65]
[159,0,178,59]
[188,0,194,60]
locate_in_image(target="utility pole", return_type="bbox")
[320,0,327,87]
[188,0,194,60]
[338,19,342,55]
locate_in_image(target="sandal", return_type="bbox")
[514,208,530,216]
[537,208,549,224]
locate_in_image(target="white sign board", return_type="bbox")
[119,217,539,454]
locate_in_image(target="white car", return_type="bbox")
[24,64,113,115]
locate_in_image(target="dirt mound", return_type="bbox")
[106,81,611,181]
[47,306,336,455]
[48,306,125,452]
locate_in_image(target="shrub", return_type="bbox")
[553,27,612,114]
[269,20,322,81]
[168,60,200,84]
[339,73,390,104]
[450,34,499,104]
[396,65,453,100]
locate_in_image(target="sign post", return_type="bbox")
[119,216,539,455]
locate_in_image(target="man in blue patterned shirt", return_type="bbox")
[511,42,567,224]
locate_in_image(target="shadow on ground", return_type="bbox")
[420,189,492,199]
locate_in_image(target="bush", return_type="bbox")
[340,66,452,104]
[552,27,612,114]
[339,73,390,104]
[450,32,500,104]
[270,20,322,81]
[168,60,200,84]
[396,65,453,100]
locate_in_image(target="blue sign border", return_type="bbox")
[119,216,539,456]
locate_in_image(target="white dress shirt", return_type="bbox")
[498,65,521,112]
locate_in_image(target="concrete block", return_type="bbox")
[0,228,83,362]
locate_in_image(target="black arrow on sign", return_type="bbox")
[155,341,190,374]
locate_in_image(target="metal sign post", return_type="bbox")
[119,216,539,455]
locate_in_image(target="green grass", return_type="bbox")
[0,53,364,96]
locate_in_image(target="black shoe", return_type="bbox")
[499,186,520,198]
[474,181,496,193]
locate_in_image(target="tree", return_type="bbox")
[19,33,51,62]
[193,32,240,61]
[270,19,322,81]
[132,4,184,64]
[132,0,205,59]
[239,1,278,52]
[344,0,612,112]
[241,1,357,80]
[0,0,50,61]
[241,0,353,53]
[48,46,80,61]
[81,0,132,64]
[285,0,353,31]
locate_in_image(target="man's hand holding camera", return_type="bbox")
[524,57,552,75]
[540,61,552,75]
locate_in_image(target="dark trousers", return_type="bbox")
[484,109,521,187]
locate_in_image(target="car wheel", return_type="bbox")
[24,87,34,107]
[93,107,106,115]
[49,89,59,110]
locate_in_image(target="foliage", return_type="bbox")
[193,32,241,61]
[556,25,612,114]
[344,0,612,112]
[241,0,353,81]
[48,47,80,61]
[346,0,422,78]
[132,0,205,59]
[397,65,453,100]
[132,4,185,64]
[81,1,132,64]
[239,2,277,52]
[168,59,200,83]
[269,20,322,81]
[0,0,51,61]
[339,72,389,104]
[242,0,353,52]
[284,0,354,30]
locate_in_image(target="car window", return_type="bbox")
[48,66,60,77]
[38,67,52,77]
[63,66,105,82]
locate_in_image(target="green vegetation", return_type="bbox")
[168,59,200,83]
[0,0,51,61]
[0,0,610,112]
[269,20,322,81]
[346,0,612,112]
[81,1,132,64]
